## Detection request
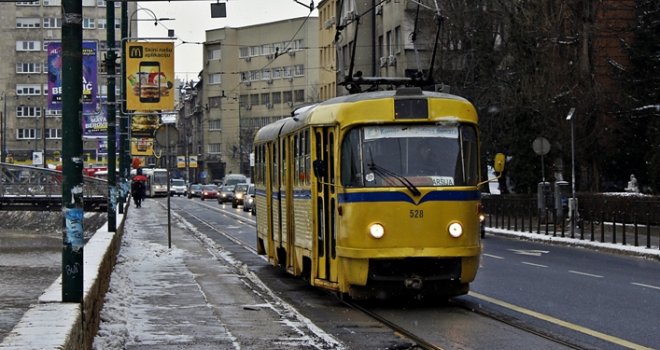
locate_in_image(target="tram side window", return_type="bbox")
[341,128,363,187]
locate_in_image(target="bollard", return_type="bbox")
[612,213,617,244]
[622,212,627,246]
[600,212,605,243]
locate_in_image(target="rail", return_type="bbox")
[0,163,108,212]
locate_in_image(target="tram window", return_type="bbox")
[341,128,363,187]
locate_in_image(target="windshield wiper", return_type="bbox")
[367,149,421,197]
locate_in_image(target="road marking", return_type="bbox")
[521,261,548,268]
[483,253,504,259]
[631,282,660,291]
[508,249,549,256]
[569,270,603,278]
[469,292,654,350]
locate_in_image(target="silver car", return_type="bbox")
[242,184,256,214]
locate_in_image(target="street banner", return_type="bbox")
[125,41,175,111]
[189,155,198,168]
[47,41,98,112]
[177,156,186,168]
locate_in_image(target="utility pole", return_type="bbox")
[106,0,117,231]
[118,0,129,214]
[61,0,84,303]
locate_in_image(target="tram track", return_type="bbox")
[168,199,590,350]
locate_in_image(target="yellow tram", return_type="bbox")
[253,87,504,299]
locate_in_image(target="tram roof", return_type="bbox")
[253,89,475,144]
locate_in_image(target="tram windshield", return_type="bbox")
[341,124,479,187]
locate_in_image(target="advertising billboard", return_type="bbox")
[125,41,175,111]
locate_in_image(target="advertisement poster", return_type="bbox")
[130,113,160,156]
[83,98,107,138]
[125,41,175,111]
[47,41,98,112]
[177,156,186,168]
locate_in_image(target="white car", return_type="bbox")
[170,179,187,196]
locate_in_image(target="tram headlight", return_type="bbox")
[369,223,385,239]
[448,222,463,238]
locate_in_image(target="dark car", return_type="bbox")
[242,184,256,214]
[200,184,219,200]
[232,183,250,208]
[187,183,202,198]
[218,185,235,204]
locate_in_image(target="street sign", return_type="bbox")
[532,137,551,155]
[154,124,178,147]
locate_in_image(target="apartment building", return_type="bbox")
[0,0,136,166]
[199,17,319,179]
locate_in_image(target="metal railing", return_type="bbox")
[0,163,107,211]
[482,194,660,251]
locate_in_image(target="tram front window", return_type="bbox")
[341,124,479,187]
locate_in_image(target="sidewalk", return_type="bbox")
[93,199,340,349]
[1,199,341,350]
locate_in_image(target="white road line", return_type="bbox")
[521,261,548,268]
[483,253,504,259]
[568,270,603,278]
[631,282,660,291]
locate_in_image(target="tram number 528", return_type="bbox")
[409,210,424,218]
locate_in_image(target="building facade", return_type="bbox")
[0,0,136,167]
[200,17,320,180]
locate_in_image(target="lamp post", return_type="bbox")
[566,107,577,237]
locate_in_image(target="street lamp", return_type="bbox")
[566,107,577,237]
[129,7,175,38]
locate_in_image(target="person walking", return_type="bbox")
[131,169,147,208]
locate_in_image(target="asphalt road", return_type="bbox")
[171,197,660,349]
[470,236,660,349]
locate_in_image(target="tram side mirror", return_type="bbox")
[493,153,505,174]
[478,153,506,187]
[313,159,327,178]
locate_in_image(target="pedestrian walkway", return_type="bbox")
[1,198,341,350]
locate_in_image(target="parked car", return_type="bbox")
[187,183,202,198]
[232,183,250,208]
[200,184,219,200]
[218,185,235,204]
[243,184,256,214]
[170,178,187,196]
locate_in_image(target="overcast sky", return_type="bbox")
[136,0,318,81]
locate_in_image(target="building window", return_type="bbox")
[16,63,42,74]
[43,17,62,28]
[16,84,42,96]
[208,47,221,60]
[209,120,222,131]
[17,128,38,139]
[239,47,249,58]
[239,94,249,106]
[208,143,222,154]
[16,106,42,118]
[43,0,61,5]
[249,70,261,81]
[250,94,259,106]
[45,128,62,139]
[43,40,57,51]
[261,93,270,105]
[16,41,41,52]
[208,96,221,108]
[294,89,305,102]
[283,91,292,103]
[240,71,249,81]
[294,64,304,76]
[272,91,281,104]
[17,18,41,28]
[82,0,95,6]
[208,73,221,84]
[272,67,282,79]
[283,66,292,77]
[394,26,401,53]
[249,46,261,56]
[83,18,96,29]
[17,0,40,6]
[262,69,271,80]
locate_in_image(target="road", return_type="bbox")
[171,197,659,349]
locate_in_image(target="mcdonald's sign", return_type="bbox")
[125,41,175,111]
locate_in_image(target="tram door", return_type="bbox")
[314,127,337,282]
[271,139,284,264]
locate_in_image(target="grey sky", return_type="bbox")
[136,0,318,81]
